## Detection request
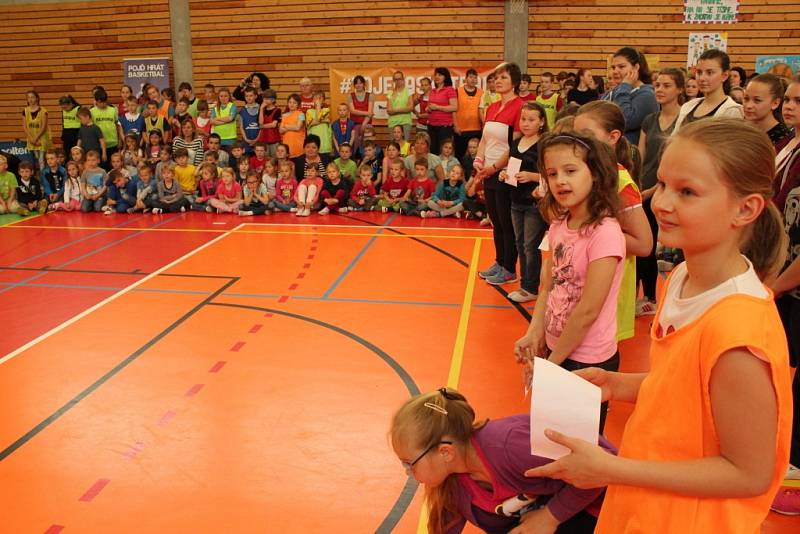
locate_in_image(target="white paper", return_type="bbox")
[505,156,521,187]
[530,358,601,459]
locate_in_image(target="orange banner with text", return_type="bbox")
[328,65,498,125]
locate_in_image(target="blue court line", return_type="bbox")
[0,215,180,297]
[7,214,147,268]
[0,280,213,295]
[320,212,397,300]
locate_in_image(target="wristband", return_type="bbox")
[474,157,485,165]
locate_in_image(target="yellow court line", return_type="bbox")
[783,479,800,488]
[1,224,491,240]
[417,238,482,534]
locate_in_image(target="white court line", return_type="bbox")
[0,223,246,366]
[238,221,493,232]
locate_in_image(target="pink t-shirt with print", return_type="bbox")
[545,217,625,364]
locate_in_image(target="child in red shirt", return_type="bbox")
[377,159,408,213]
[401,158,436,216]
[348,164,377,212]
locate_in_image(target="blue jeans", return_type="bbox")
[270,199,296,212]
[81,197,106,212]
[510,203,546,293]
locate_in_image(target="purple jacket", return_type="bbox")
[444,414,616,534]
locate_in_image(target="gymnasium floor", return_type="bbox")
[0,212,796,533]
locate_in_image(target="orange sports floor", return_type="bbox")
[0,212,796,533]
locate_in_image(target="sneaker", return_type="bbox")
[290,207,298,213]
[238,210,253,216]
[479,216,491,227]
[486,269,518,286]
[508,289,537,303]
[151,208,162,214]
[420,210,427,218]
[300,208,310,217]
[318,207,330,215]
[180,206,186,212]
[339,206,348,213]
[771,488,800,515]
[464,210,472,219]
[143,208,151,213]
[126,208,136,214]
[425,210,439,218]
[454,211,461,219]
[478,262,502,280]
[103,209,113,216]
[635,299,657,317]
[381,206,388,213]
[205,205,213,213]
[786,464,800,481]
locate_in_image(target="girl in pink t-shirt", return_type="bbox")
[514,131,625,432]
[209,167,243,213]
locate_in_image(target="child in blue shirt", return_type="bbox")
[41,149,66,204]
[424,164,466,218]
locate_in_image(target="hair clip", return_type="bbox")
[551,134,592,151]
[424,402,449,415]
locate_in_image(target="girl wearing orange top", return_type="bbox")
[279,93,306,159]
[526,119,792,533]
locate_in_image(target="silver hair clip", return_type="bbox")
[424,402,448,415]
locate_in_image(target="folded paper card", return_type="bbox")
[530,357,601,459]
[505,156,521,187]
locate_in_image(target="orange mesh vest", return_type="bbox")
[596,278,792,534]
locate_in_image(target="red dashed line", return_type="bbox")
[123,441,145,460]
[264,312,273,318]
[185,384,204,397]
[209,361,226,373]
[310,246,318,251]
[288,283,299,291]
[311,238,319,244]
[79,478,111,502]
[249,324,263,333]
[230,341,246,352]
[303,263,311,269]
[158,410,176,427]
[296,272,306,279]
[278,295,289,303]
[44,525,64,534]
[307,254,315,260]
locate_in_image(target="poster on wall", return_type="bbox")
[123,58,170,97]
[687,32,728,68]
[329,65,496,123]
[683,0,739,24]
[755,55,800,78]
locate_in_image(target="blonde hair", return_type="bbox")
[669,119,786,280]
[390,388,486,534]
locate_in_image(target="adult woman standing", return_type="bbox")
[427,67,458,154]
[474,62,524,286]
[172,118,205,167]
[673,50,742,132]
[635,68,685,316]
[22,90,52,171]
[606,47,658,144]
[347,75,374,155]
[386,71,413,141]
[58,95,81,155]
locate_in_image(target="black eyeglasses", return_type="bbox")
[401,441,452,475]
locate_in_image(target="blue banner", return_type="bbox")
[123,58,171,97]
[755,55,800,77]
[0,140,34,164]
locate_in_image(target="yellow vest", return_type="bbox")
[616,167,638,342]
[212,103,237,141]
[535,92,560,129]
[25,107,52,151]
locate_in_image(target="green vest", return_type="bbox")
[187,98,199,119]
[62,106,81,130]
[535,92,560,129]
[616,167,638,342]
[212,103,237,141]
[90,105,119,148]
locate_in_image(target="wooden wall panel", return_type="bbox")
[527,0,798,80]
[0,0,172,145]
[187,0,505,111]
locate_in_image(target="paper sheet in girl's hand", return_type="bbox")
[505,156,521,187]
[530,358,601,459]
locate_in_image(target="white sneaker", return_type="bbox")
[339,206,348,213]
[152,208,162,214]
[238,210,253,216]
[290,207,298,213]
[301,208,311,216]
[381,206,388,213]
[479,216,491,227]
[508,289,537,303]
[318,207,330,215]
[454,211,461,219]
[787,464,800,480]
[180,206,186,212]
[420,210,427,218]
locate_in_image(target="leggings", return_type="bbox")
[296,184,318,207]
[636,196,659,301]
[484,179,517,273]
[560,351,620,434]
[428,124,454,155]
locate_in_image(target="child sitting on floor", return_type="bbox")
[295,164,323,217]
[318,163,348,215]
[424,164,466,218]
[348,164,377,212]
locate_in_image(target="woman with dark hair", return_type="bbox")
[730,66,747,89]
[605,47,658,144]
[474,62,524,286]
[347,74,374,155]
[427,67,458,154]
[568,68,599,105]
[673,49,743,133]
[233,72,270,103]
[744,73,791,147]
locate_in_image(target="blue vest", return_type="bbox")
[240,106,260,142]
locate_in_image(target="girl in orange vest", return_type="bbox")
[525,119,792,534]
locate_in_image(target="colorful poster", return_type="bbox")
[755,55,800,78]
[684,0,739,24]
[123,58,171,97]
[687,32,728,68]
[329,65,496,124]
